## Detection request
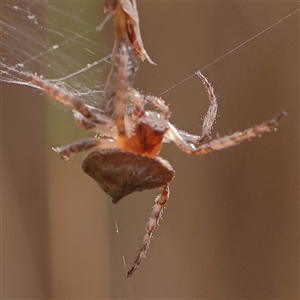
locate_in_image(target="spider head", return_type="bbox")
[137,110,168,144]
[117,110,168,156]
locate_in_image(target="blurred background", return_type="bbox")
[2,1,299,299]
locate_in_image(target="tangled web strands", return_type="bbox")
[1,1,113,109]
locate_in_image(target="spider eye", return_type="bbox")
[153,125,164,134]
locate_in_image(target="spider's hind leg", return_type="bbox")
[127,184,170,277]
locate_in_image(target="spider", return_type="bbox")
[13,42,286,277]
[3,0,286,278]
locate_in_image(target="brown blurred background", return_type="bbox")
[2,2,299,299]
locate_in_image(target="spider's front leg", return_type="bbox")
[127,184,170,277]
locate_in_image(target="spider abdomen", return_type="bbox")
[82,148,175,203]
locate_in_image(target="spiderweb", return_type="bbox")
[1,1,299,299]
[1,1,112,109]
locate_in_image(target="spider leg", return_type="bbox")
[53,138,115,161]
[164,127,207,145]
[169,111,287,155]
[177,129,205,144]
[145,94,171,119]
[129,89,146,122]
[113,45,132,135]
[72,110,118,139]
[101,43,137,115]
[196,71,218,141]
[17,71,121,140]
[18,72,101,124]
[127,184,170,277]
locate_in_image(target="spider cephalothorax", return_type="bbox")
[7,0,286,277]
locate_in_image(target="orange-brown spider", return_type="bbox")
[12,43,286,277]
[3,0,286,278]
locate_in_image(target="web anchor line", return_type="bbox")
[159,8,300,97]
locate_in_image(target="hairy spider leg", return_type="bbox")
[26,75,99,123]
[127,184,170,277]
[162,71,219,145]
[5,69,119,160]
[101,44,137,115]
[9,72,121,160]
[169,111,287,155]
[145,94,171,119]
[53,139,114,161]
[72,110,116,136]
[114,45,131,135]
[196,71,218,141]
[147,71,218,146]
[127,89,147,122]
[162,71,286,153]
[1,66,100,125]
